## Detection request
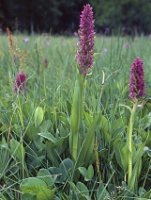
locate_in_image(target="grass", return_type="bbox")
[0,34,151,200]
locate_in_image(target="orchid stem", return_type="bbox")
[128,100,138,189]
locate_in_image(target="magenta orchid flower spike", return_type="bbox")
[129,57,145,99]
[76,4,95,76]
[14,71,27,92]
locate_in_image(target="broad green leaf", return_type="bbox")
[120,144,129,173]
[59,158,73,181]
[22,193,36,200]
[21,177,47,193]
[76,182,90,199]
[76,114,101,167]
[69,181,90,200]
[48,167,62,183]
[78,167,87,178]
[78,165,94,181]
[48,159,73,183]
[129,144,144,192]
[20,177,54,200]
[38,132,57,144]
[87,165,94,180]
[10,138,25,161]
[100,115,111,143]
[34,107,44,127]
[133,143,144,164]
[46,144,60,166]
[39,132,69,148]
[114,138,126,171]
[37,169,55,186]
[40,120,52,132]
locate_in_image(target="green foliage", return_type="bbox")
[48,158,73,183]
[10,138,25,161]
[92,0,151,34]
[2,0,151,34]
[2,0,88,33]
[78,165,94,181]
[75,114,101,168]
[34,106,44,127]
[37,169,55,186]
[0,35,151,199]
[70,181,90,200]
[20,177,54,200]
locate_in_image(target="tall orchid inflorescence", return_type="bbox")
[14,71,27,92]
[70,4,95,161]
[76,4,95,76]
[127,57,145,191]
[129,57,145,99]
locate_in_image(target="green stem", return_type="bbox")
[17,96,24,129]
[128,100,138,188]
[70,74,84,160]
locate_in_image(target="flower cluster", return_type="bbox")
[14,72,27,92]
[76,4,95,76]
[129,57,145,99]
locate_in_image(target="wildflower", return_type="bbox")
[23,37,29,44]
[76,4,95,75]
[129,57,145,99]
[14,71,27,92]
[74,32,78,37]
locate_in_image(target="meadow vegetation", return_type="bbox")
[0,33,151,199]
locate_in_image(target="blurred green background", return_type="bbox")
[1,0,151,35]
